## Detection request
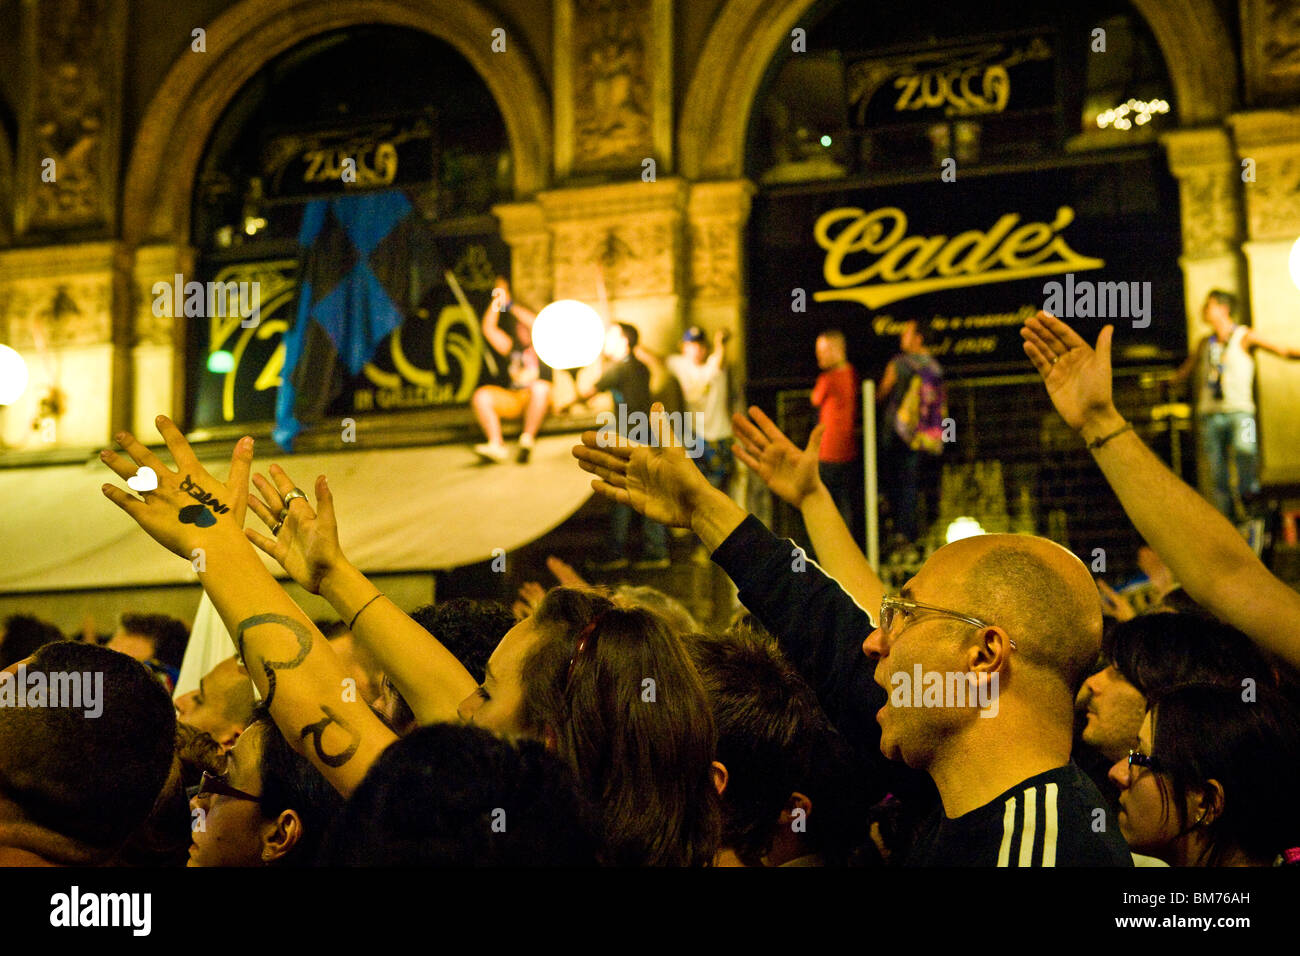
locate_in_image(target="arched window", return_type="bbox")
[186,26,511,434]
[747,0,1174,184]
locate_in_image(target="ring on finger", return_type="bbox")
[281,488,309,511]
[272,519,284,536]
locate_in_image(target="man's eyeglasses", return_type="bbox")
[190,771,261,803]
[1126,749,1161,775]
[878,597,1015,649]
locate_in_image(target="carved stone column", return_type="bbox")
[130,244,192,436]
[686,178,755,374]
[538,178,689,359]
[1228,110,1300,485]
[1163,128,1246,342]
[492,201,552,313]
[1162,127,1246,498]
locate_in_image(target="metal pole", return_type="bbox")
[863,378,879,573]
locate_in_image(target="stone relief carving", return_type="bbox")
[690,220,741,298]
[0,277,111,348]
[26,0,115,230]
[572,0,652,168]
[1177,169,1239,259]
[1243,154,1300,240]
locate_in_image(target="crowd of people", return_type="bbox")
[2,309,1299,869]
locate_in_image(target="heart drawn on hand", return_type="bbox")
[178,504,217,528]
[127,466,159,493]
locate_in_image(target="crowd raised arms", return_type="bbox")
[4,307,1300,871]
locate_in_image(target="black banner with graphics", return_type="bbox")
[745,151,1185,389]
[186,228,510,429]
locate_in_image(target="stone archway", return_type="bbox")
[678,0,1238,182]
[113,0,552,432]
[121,0,551,249]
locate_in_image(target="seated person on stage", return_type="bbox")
[471,276,553,465]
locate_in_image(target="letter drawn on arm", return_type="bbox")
[299,705,361,768]
[234,613,314,709]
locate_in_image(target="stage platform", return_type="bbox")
[0,433,593,593]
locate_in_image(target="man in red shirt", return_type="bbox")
[812,329,860,533]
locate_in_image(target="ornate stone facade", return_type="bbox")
[555,0,672,179]
[15,0,125,236]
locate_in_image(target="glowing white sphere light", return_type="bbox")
[0,345,29,405]
[530,299,605,369]
[1289,236,1300,292]
[945,516,986,544]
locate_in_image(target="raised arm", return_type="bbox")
[1021,311,1300,668]
[1241,327,1300,360]
[100,419,395,796]
[731,405,885,612]
[877,359,898,405]
[481,276,514,356]
[572,407,909,800]
[245,464,478,726]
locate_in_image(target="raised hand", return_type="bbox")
[100,415,252,559]
[731,405,824,508]
[572,403,712,529]
[1020,311,1121,434]
[546,554,588,588]
[246,464,344,595]
[513,580,548,620]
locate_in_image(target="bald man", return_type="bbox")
[573,408,1133,865]
[174,656,256,751]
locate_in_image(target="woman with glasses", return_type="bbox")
[188,705,343,867]
[1109,683,1300,866]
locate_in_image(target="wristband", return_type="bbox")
[349,593,383,631]
[1086,422,1133,451]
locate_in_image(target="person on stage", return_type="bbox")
[1172,290,1300,519]
[470,276,553,464]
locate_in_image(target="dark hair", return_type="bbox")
[247,704,344,867]
[0,642,176,851]
[1206,289,1238,317]
[685,631,826,864]
[1148,683,1300,866]
[410,599,515,684]
[1105,613,1270,698]
[120,613,190,670]
[521,587,721,866]
[110,729,193,867]
[616,322,639,349]
[0,614,65,669]
[322,723,599,865]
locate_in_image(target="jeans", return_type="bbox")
[610,502,668,560]
[1199,411,1258,518]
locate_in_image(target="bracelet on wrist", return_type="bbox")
[348,593,383,631]
[1086,421,1133,451]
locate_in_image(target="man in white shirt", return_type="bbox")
[667,326,733,492]
[1173,290,1300,519]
